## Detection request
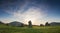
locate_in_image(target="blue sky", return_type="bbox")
[0,0,60,25]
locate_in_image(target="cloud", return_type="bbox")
[0,0,60,25]
[4,7,47,25]
[0,0,48,25]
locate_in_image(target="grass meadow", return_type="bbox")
[0,24,60,33]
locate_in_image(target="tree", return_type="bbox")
[28,20,32,28]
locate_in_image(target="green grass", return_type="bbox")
[0,24,60,33]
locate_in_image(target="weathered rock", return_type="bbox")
[28,20,32,28]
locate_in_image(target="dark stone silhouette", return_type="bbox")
[45,22,50,26]
[28,20,32,28]
[40,24,44,26]
[0,21,4,24]
[6,23,9,26]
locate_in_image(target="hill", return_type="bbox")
[8,21,24,27]
[49,22,60,26]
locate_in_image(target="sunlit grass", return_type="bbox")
[0,24,60,33]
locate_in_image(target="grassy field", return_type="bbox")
[0,24,60,33]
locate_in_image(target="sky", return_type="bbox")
[0,0,60,25]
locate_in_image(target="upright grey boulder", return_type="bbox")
[28,20,32,28]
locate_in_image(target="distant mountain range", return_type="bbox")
[49,22,60,26]
[0,21,60,26]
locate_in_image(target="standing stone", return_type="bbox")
[28,20,32,28]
